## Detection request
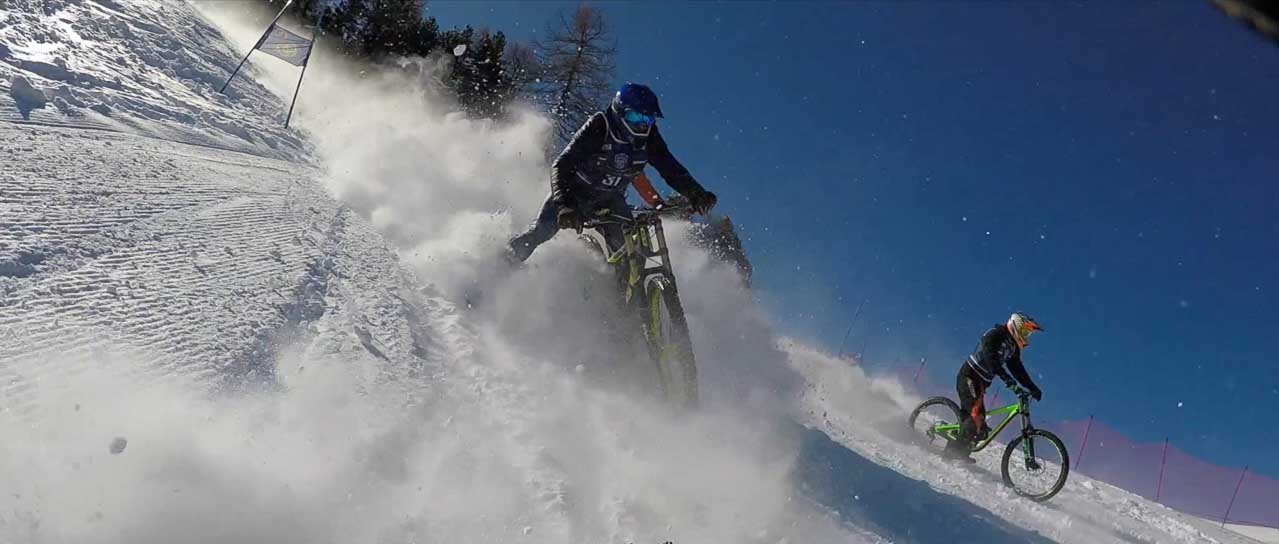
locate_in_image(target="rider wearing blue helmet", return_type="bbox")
[509,83,718,262]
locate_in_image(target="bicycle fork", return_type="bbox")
[606,231,645,304]
[1020,411,1042,471]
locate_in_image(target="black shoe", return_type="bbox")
[974,426,991,442]
[943,441,977,463]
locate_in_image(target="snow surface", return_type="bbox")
[0,0,308,159]
[0,1,1271,543]
[1229,524,1279,544]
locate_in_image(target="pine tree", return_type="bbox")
[456,30,513,119]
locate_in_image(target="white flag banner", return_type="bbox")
[220,0,317,126]
[256,23,313,66]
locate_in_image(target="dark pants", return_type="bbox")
[947,363,990,454]
[508,189,632,262]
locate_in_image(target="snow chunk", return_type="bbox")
[9,75,48,119]
[52,96,84,117]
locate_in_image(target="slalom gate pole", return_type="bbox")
[285,10,320,128]
[1074,415,1094,470]
[1155,437,1169,502]
[1221,466,1248,528]
[220,0,294,93]
[835,298,866,360]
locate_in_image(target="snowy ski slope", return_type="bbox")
[0,1,1270,542]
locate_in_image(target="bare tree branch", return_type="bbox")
[532,3,617,144]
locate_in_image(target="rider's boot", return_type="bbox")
[974,424,991,443]
[943,440,976,463]
[945,420,978,463]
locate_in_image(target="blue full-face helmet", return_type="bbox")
[611,83,662,138]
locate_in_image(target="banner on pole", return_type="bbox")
[218,0,318,128]
[256,23,314,66]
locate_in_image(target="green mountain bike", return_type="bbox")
[908,387,1070,501]
[581,203,698,410]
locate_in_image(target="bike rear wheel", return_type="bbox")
[907,397,963,452]
[1001,429,1070,501]
[644,279,698,410]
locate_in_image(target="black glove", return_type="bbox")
[689,190,717,215]
[557,207,583,233]
[1029,386,1043,402]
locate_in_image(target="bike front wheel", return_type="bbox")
[1001,429,1070,501]
[644,279,698,410]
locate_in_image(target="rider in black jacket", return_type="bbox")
[944,312,1044,461]
[509,83,717,262]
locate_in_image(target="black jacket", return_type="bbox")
[550,111,707,205]
[966,325,1039,392]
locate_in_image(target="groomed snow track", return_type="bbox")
[0,120,444,413]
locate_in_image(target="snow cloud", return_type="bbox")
[192,1,804,413]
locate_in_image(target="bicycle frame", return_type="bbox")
[578,204,700,409]
[594,211,682,304]
[933,395,1035,453]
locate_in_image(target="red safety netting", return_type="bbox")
[1029,418,1277,527]
[1227,470,1279,527]
[1056,419,1165,498]
[1162,446,1247,520]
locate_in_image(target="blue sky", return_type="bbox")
[424,2,1279,476]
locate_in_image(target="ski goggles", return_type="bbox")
[622,109,655,129]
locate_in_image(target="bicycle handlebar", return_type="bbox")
[579,203,694,228]
[1003,382,1033,401]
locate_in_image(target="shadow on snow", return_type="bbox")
[791,423,1055,544]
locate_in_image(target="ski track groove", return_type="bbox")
[0,122,329,412]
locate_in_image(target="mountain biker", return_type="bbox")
[944,312,1044,462]
[508,83,718,263]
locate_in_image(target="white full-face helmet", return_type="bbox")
[1007,312,1044,348]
